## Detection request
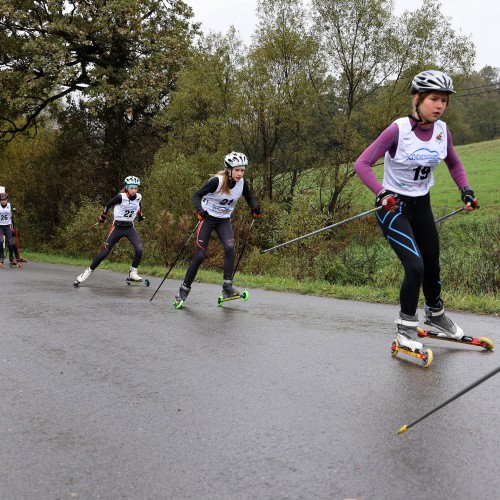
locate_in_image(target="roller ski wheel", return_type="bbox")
[9,260,20,268]
[73,280,80,287]
[391,339,433,368]
[217,290,249,307]
[173,298,184,310]
[417,327,494,351]
[126,278,150,287]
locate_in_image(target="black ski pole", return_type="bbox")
[434,206,465,224]
[232,219,255,280]
[150,221,200,302]
[398,364,500,434]
[57,221,100,248]
[260,206,381,254]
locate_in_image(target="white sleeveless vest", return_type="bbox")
[0,202,13,225]
[113,193,142,222]
[201,176,244,218]
[383,117,448,196]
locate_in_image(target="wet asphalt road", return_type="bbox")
[1,261,499,500]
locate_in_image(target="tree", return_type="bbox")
[234,0,329,206]
[0,0,198,193]
[311,0,475,212]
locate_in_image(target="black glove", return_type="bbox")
[375,190,400,211]
[461,186,479,209]
[98,212,108,223]
[251,206,262,219]
[137,212,145,222]
[197,209,208,221]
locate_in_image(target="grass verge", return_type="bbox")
[23,250,499,316]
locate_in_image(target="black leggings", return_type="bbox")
[90,223,143,270]
[0,225,16,260]
[183,216,235,286]
[376,193,442,316]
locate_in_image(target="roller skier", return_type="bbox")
[74,176,146,286]
[174,152,261,308]
[354,70,480,365]
[0,192,21,268]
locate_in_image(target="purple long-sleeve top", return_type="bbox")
[354,121,470,195]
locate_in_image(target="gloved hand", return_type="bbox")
[98,212,108,223]
[137,212,145,222]
[376,190,400,212]
[251,206,262,219]
[461,186,479,211]
[197,209,208,221]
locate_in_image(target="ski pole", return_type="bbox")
[232,219,255,280]
[434,206,465,224]
[260,206,381,254]
[149,221,201,302]
[57,221,100,247]
[398,364,500,434]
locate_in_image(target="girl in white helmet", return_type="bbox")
[354,70,479,354]
[0,192,19,267]
[174,152,261,307]
[74,176,146,285]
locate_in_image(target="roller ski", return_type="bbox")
[391,313,433,367]
[74,267,93,286]
[417,327,494,350]
[217,280,249,307]
[126,267,149,286]
[0,259,4,268]
[9,259,20,268]
[173,283,191,309]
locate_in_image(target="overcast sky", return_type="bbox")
[186,0,499,71]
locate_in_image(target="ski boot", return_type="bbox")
[126,267,149,286]
[173,283,191,309]
[128,267,143,282]
[74,267,93,286]
[391,313,433,367]
[222,279,240,298]
[9,259,18,268]
[424,304,464,339]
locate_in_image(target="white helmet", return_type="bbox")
[224,152,248,169]
[411,70,455,94]
[124,175,140,187]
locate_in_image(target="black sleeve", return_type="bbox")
[192,177,219,211]
[242,179,258,210]
[103,194,123,214]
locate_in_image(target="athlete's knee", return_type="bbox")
[193,248,206,264]
[135,245,144,259]
[405,259,424,283]
[223,239,235,256]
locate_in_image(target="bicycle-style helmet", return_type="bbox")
[0,192,8,200]
[124,175,141,187]
[224,152,248,169]
[411,70,455,94]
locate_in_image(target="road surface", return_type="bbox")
[1,262,499,499]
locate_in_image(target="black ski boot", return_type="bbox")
[174,283,191,308]
[222,280,240,298]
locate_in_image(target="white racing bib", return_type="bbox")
[113,193,142,222]
[201,176,244,218]
[383,117,448,196]
[0,202,13,225]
